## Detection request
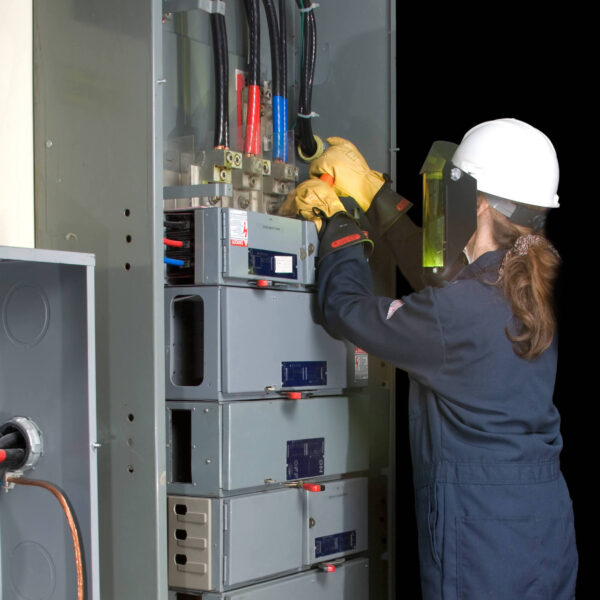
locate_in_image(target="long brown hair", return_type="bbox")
[489,208,561,360]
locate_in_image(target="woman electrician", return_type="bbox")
[284,118,578,599]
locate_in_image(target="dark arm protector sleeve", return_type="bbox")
[317,244,444,388]
[366,185,426,292]
[382,209,426,292]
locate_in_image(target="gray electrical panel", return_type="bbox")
[0,246,100,600]
[32,1,398,599]
[167,395,369,495]
[167,477,368,592]
[165,285,365,400]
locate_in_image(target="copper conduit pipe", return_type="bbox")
[7,476,85,600]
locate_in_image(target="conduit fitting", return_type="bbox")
[0,416,44,475]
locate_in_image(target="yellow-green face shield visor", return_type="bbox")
[420,141,478,280]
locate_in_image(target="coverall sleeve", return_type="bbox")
[317,243,445,388]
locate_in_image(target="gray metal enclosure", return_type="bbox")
[33,1,398,598]
[0,246,99,599]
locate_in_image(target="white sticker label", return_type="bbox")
[229,209,248,247]
[275,255,294,273]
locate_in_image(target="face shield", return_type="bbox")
[420,141,478,283]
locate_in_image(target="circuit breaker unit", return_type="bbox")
[164,207,319,288]
[165,285,366,400]
[167,477,368,592]
[167,395,369,495]
[196,557,369,600]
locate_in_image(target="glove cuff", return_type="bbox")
[318,211,374,264]
[366,176,413,235]
[356,170,386,212]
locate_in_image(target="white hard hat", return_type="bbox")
[451,118,560,209]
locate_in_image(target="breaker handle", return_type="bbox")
[284,481,326,492]
[302,482,325,492]
[318,563,337,573]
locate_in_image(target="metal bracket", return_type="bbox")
[163,0,226,16]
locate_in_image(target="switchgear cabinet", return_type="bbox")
[33,1,398,598]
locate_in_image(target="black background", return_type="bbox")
[393,9,593,598]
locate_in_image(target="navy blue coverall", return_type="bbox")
[317,242,578,599]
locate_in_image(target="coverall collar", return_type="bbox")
[453,249,507,283]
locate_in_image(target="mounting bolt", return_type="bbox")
[450,167,462,181]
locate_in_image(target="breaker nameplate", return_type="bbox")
[281,361,327,388]
[286,438,325,480]
[315,530,357,558]
[248,248,297,279]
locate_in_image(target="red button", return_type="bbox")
[0,449,6,463]
[257,279,269,288]
[320,563,336,572]
[286,392,302,400]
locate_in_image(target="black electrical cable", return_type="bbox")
[278,0,289,161]
[0,432,22,449]
[210,13,230,148]
[295,0,318,158]
[163,219,191,231]
[244,0,261,87]
[279,0,287,97]
[0,448,26,469]
[243,0,261,154]
[262,0,281,97]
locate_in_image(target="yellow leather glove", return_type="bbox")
[308,137,385,212]
[281,177,347,232]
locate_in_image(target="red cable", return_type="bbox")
[244,84,261,155]
[163,238,184,248]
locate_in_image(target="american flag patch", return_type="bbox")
[386,299,404,320]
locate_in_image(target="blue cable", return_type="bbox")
[164,257,185,267]
[272,95,284,161]
[281,97,288,162]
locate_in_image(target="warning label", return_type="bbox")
[354,347,368,381]
[229,209,248,247]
